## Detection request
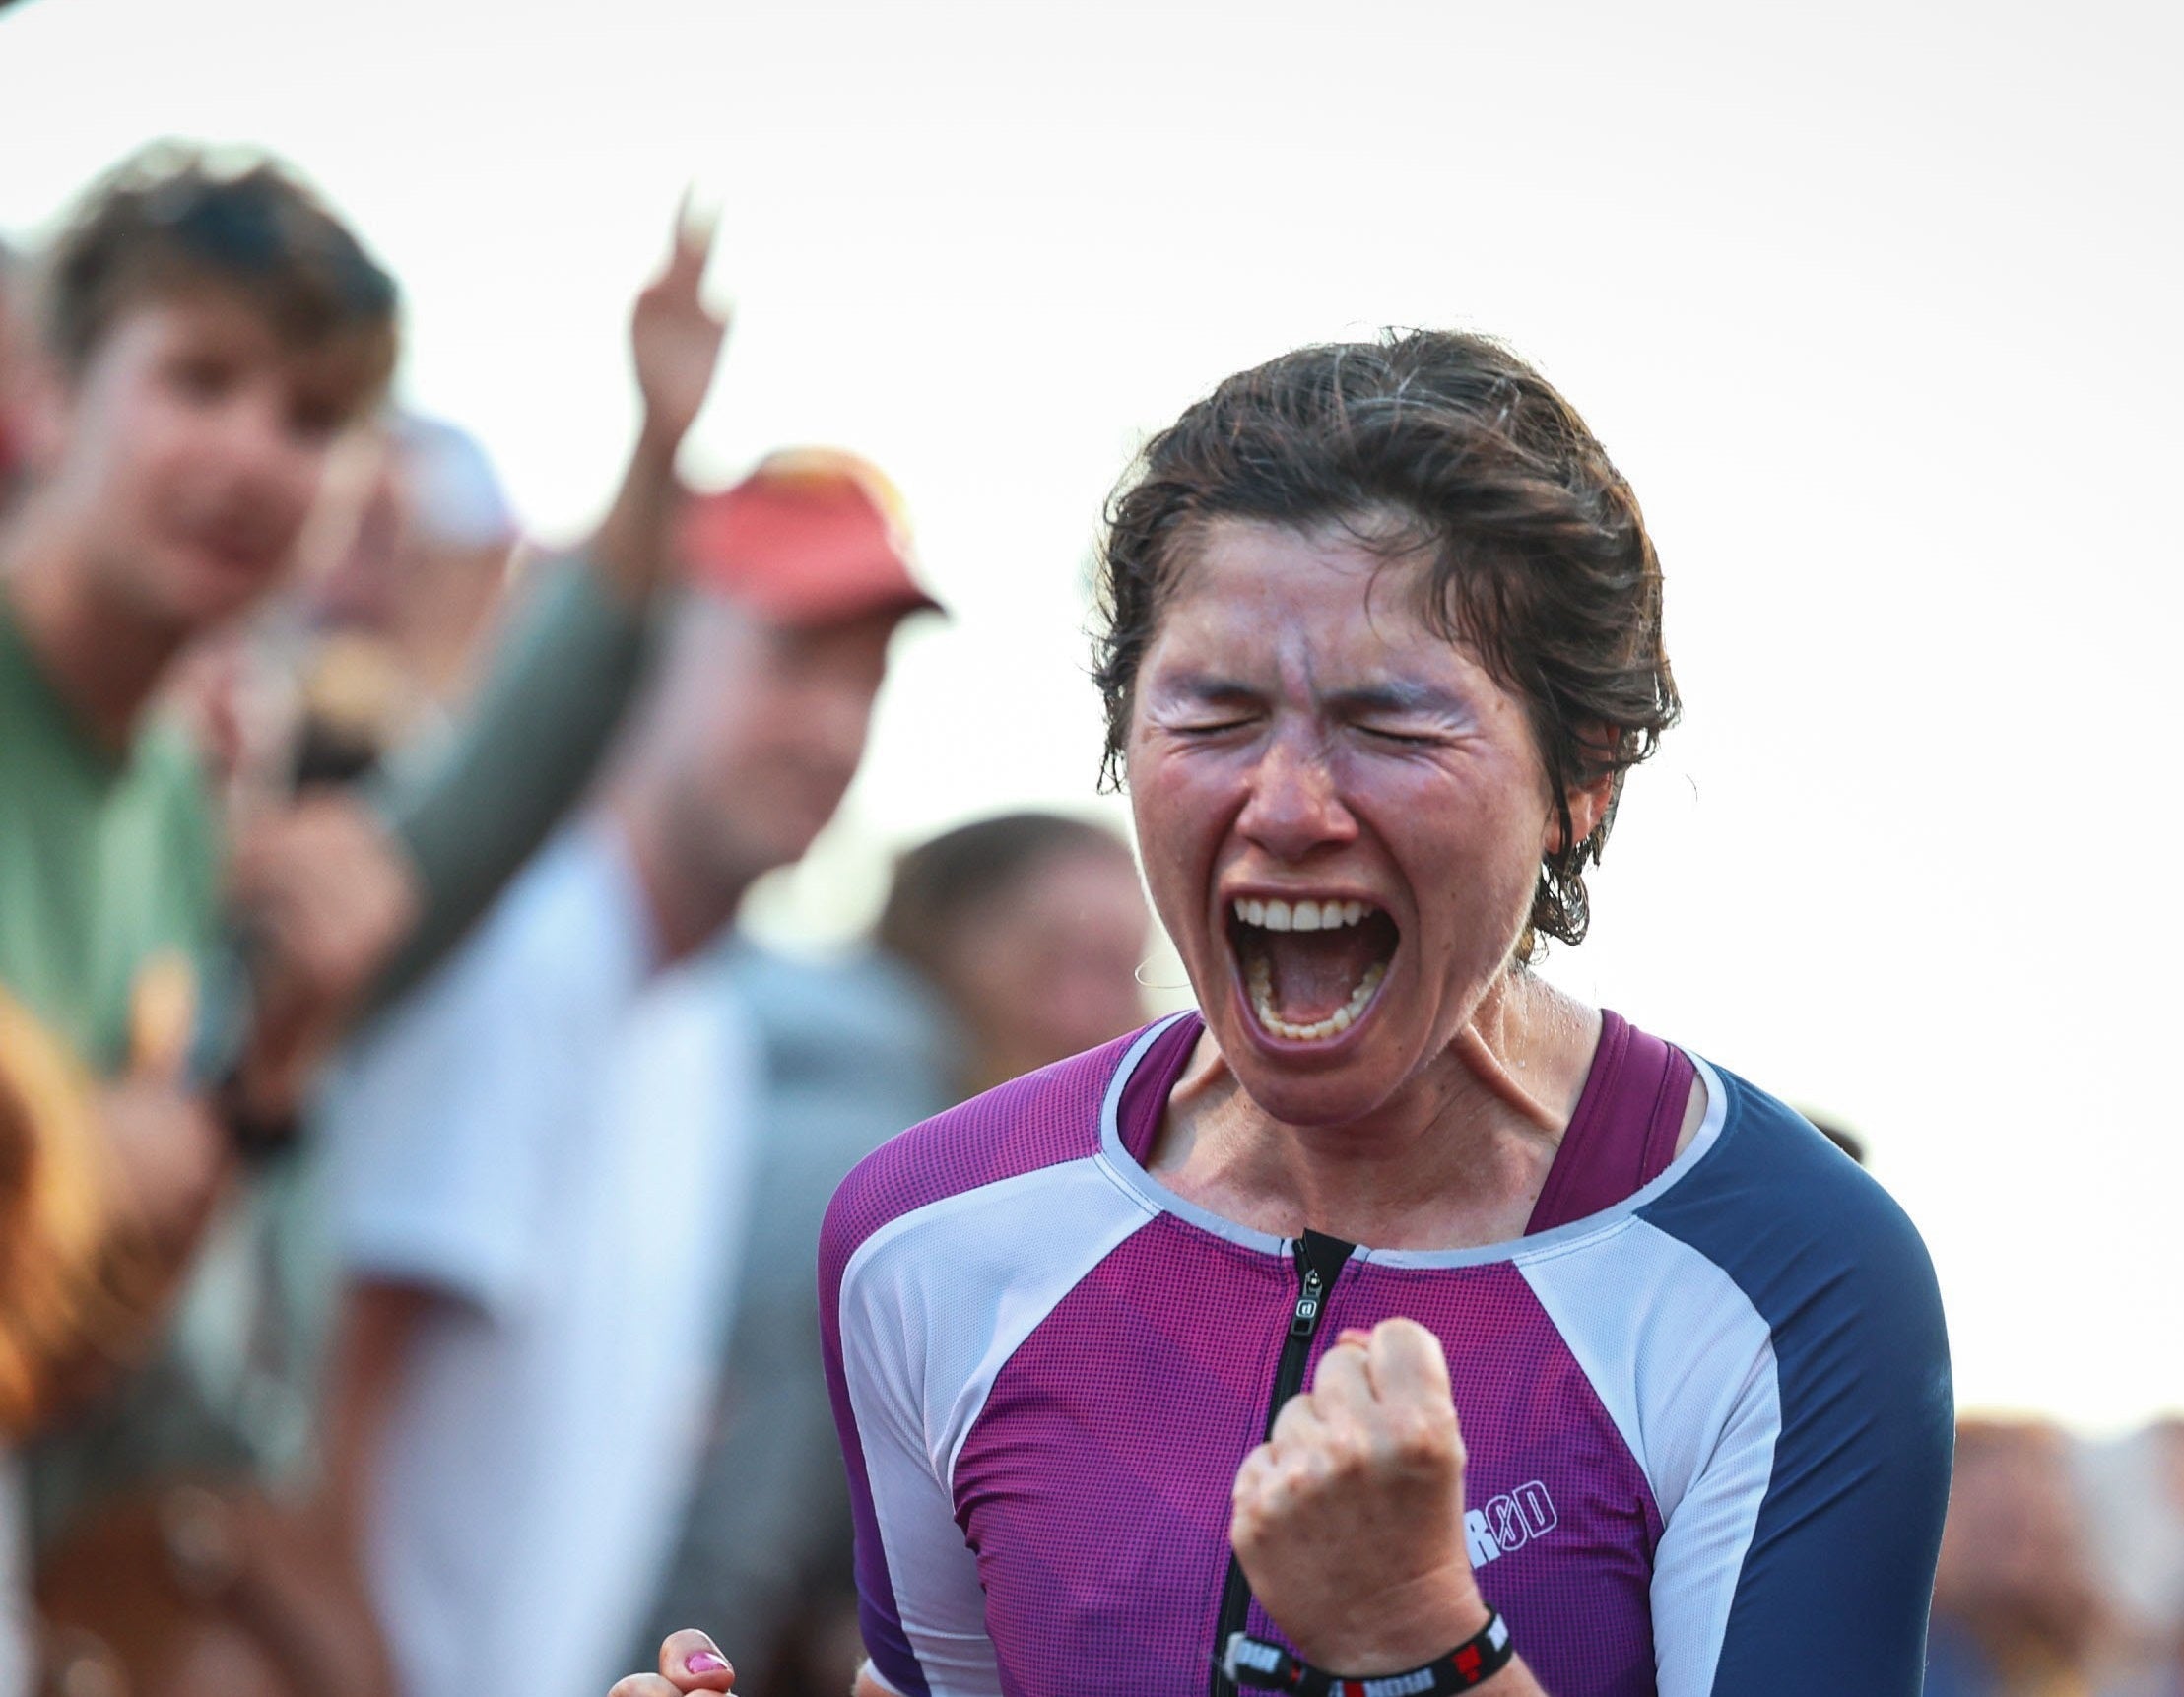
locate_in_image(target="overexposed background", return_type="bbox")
[3,0,2177,1427]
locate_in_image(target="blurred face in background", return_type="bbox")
[300,433,407,634]
[304,420,513,670]
[940,843,1151,1088]
[1934,1421,2105,1667]
[654,594,895,893]
[23,292,371,633]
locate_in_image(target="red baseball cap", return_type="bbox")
[677,448,943,627]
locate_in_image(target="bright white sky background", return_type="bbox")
[2,0,2177,1428]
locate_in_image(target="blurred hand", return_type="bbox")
[0,964,228,1426]
[1229,1319,1500,1678]
[98,1078,227,1263]
[592,197,731,604]
[227,794,422,1114]
[102,959,230,1268]
[631,196,728,460]
[609,1630,736,1697]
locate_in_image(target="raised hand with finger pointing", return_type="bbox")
[631,193,729,460]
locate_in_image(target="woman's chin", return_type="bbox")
[1209,987,1409,1129]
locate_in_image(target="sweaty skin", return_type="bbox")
[1127,520,1619,1248]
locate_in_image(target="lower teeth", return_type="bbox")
[1246,959,1386,1042]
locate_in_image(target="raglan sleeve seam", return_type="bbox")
[1687,1189,1952,1695]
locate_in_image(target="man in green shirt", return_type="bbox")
[0,611,221,1075]
[0,144,725,1552]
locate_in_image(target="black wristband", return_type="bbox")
[1223,1611,1515,1697]
[213,1069,303,1165]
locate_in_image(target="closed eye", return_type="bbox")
[1175,718,1258,737]
[1357,725,1444,748]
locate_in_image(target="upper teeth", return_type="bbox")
[1232,897,1371,933]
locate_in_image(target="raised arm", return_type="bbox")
[220,205,729,1110]
[361,198,728,1003]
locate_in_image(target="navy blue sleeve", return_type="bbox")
[1640,1068,1954,1696]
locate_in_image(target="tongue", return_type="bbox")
[1264,929,1382,1024]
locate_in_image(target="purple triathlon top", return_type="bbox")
[820,1012,1952,1697]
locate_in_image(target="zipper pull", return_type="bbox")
[1289,1258,1325,1338]
[1287,1231,1354,1340]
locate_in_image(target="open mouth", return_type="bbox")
[1227,896,1400,1044]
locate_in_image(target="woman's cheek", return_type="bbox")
[1124,741,1188,854]
[1125,768,1208,956]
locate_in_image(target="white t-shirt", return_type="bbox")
[323,822,757,1697]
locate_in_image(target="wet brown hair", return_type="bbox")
[1093,330,1680,955]
[38,144,398,408]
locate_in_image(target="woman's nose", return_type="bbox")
[1236,732,1357,861]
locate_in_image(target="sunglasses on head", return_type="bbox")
[143,173,396,319]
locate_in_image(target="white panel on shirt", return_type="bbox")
[1518,1218,1781,1697]
[838,1158,1158,1697]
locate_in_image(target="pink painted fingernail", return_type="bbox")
[688,1651,730,1675]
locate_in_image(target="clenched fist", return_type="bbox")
[1230,1318,1506,1680]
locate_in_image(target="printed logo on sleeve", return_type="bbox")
[1463,1480,1558,1568]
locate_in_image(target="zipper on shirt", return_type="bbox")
[1208,1228,1357,1697]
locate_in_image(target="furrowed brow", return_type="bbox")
[1161,673,1265,707]
[1325,680,1470,717]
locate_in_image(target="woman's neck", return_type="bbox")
[1151,972,1604,1251]
[3,504,186,747]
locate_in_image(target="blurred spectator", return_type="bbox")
[0,143,721,1693]
[158,410,519,820]
[317,451,939,1697]
[290,411,521,786]
[878,812,1150,1096]
[0,143,405,1697]
[634,812,1148,1696]
[1927,1418,2112,1696]
[2078,1420,2184,1696]
[0,144,403,1598]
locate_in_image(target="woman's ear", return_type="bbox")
[1544,729,1621,855]
[1555,768,1618,853]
